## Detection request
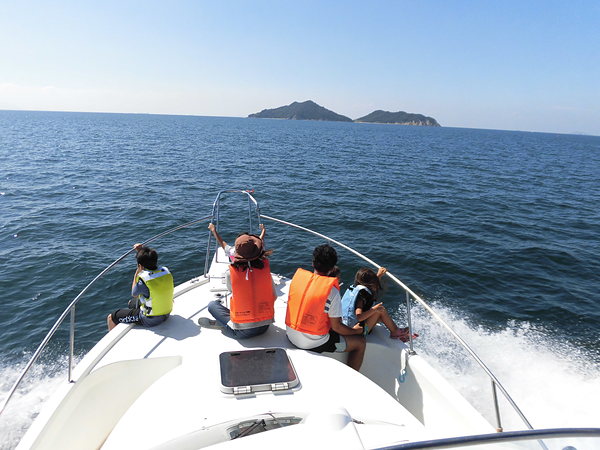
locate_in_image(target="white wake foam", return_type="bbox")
[1,309,598,448]
[408,303,600,430]
[0,357,67,450]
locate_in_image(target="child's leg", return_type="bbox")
[363,312,383,335]
[377,307,398,333]
[375,307,410,338]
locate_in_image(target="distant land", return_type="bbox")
[248,100,440,126]
[248,100,352,122]
[355,110,440,127]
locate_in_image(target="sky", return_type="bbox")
[1,1,599,135]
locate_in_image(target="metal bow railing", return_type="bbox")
[2,196,537,441]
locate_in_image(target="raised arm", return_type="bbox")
[131,265,143,294]
[259,223,266,241]
[131,243,143,293]
[208,223,227,249]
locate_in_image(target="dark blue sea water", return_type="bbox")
[1,110,599,443]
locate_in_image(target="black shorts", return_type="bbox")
[309,330,343,353]
[111,308,141,325]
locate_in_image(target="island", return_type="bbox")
[355,110,440,126]
[248,100,352,122]
[248,100,440,126]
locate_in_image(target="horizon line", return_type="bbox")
[0,108,597,138]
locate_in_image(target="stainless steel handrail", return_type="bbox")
[204,189,261,274]
[381,427,600,449]
[0,215,212,417]
[1,208,536,437]
[260,214,535,432]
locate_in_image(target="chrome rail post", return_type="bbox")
[204,191,225,277]
[204,227,213,277]
[491,381,503,432]
[68,307,76,383]
[405,291,416,355]
[248,194,253,231]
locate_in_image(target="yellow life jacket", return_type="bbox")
[137,267,174,316]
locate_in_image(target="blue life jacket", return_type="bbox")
[341,284,372,327]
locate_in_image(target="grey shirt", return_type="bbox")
[132,279,150,299]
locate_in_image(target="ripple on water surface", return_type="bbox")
[0,111,598,359]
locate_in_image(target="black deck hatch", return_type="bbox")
[219,348,299,394]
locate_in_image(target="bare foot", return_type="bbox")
[390,326,409,339]
[390,329,409,340]
[390,328,418,343]
[398,334,419,343]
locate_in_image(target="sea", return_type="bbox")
[1,110,599,447]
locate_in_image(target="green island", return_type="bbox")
[355,110,440,126]
[248,100,352,122]
[248,100,440,126]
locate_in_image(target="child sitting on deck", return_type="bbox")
[341,267,414,342]
[199,223,276,339]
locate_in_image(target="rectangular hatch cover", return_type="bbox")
[219,348,299,395]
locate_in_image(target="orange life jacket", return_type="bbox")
[285,268,340,335]
[229,259,275,325]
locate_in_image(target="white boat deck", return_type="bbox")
[18,249,493,449]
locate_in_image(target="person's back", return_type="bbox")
[285,244,366,371]
[137,266,174,316]
[341,284,372,328]
[107,244,173,331]
[341,267,412,341]
[227,234,275,330]
[286,267,340,336]
[200,227,276,339]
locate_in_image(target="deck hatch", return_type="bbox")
[219,348,299,394]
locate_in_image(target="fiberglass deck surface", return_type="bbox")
[91,253,426,448]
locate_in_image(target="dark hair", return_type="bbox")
[231,258,267,270]
[136,246,158,270]
[329,265,341,280]
[312,244,338,275]
[354,268,382,297]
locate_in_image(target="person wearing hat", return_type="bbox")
[200,224,276,339]
[208,222,266,262]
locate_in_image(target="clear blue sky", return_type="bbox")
[1,1,599,134]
